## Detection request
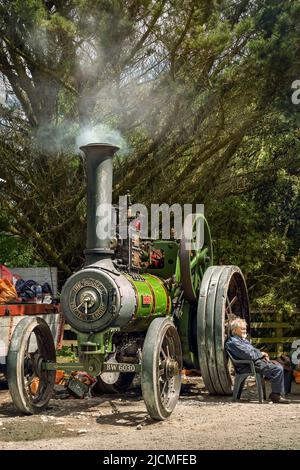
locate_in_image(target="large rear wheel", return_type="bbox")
[197,265,250,395]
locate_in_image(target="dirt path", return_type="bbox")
[0,379,300,450]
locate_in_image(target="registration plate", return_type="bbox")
[102,362,141,373]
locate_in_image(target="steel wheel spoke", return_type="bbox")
[161,346,167,360]
[226,295,237,315]
[161,381,167,397]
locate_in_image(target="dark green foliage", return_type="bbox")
[0,1,299,314]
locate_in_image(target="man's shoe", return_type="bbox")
[269,393,290,404]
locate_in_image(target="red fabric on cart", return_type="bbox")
[0,265,13,283]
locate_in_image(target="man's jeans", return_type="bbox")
[254,360,284,394]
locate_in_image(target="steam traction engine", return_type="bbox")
[6,144,250,419]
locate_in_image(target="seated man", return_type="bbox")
[225,317,289,403]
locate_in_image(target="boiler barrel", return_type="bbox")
[122,273,172,332]
[129,274,171,317]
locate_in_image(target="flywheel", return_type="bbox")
[179,213,213,304]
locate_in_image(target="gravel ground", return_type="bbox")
[0,377,300,450]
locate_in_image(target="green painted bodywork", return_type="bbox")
[121,272,172,333]
[177,302,199,370]
[126,273,172,318]
[74,328,118,375]
[121,316,153,333]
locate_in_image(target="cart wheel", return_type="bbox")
[141,318,182,420]
[7,316,56,414]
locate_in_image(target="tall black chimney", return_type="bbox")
[80,143,119,265]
